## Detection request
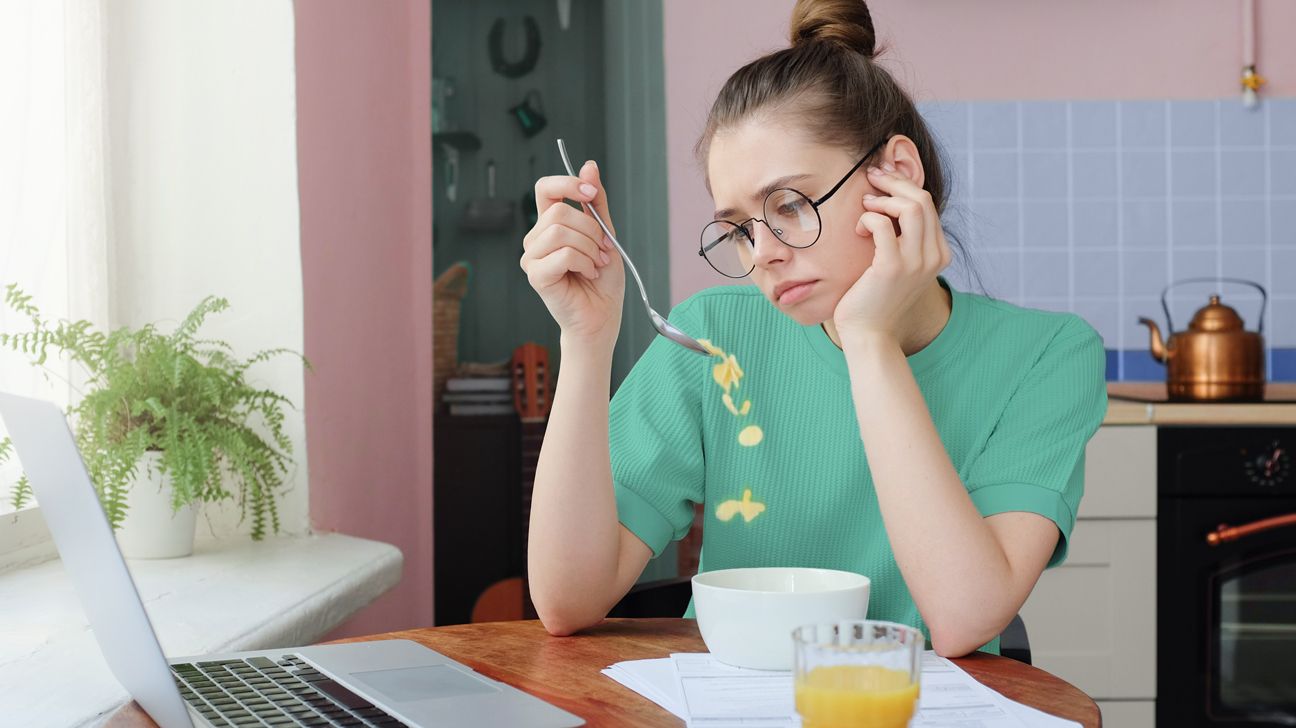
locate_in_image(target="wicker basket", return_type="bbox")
[433,262,471,409]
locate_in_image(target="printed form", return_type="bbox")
[602,651,1082,728]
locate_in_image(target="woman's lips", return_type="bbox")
[777,280,817,305]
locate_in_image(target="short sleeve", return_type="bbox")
[609,301,708,557]
[964,316,1108,567]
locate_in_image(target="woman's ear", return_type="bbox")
[884,135,925,191]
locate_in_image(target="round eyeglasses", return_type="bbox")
[698,139,887,279]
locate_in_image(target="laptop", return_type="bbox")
[0,392,585,728]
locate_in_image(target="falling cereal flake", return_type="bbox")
[712,354,743,392]
[738,425,764,447]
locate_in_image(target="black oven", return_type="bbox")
[1159,426,1296,727]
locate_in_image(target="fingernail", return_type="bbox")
[602,235,614,250]
[867,166,884,176]
[864,194,877,201]
[600,251,611,265]
[882,162,896,173]
[579,183,597,198]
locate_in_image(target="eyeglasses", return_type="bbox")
[698,138,887,279]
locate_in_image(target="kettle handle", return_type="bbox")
[1160,277,1267,335]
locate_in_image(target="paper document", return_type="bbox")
[602,651,1082,728]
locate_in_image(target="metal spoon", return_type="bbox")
[556,138,710,356]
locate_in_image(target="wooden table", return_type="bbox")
[108,618,1101,727]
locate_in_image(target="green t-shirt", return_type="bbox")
[608,281,1108,652]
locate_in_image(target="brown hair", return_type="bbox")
[697,0,968,262]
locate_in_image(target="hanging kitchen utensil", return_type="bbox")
[488,16,542,79]
[461,159,515,232]
[443,146,461,203]
[510,90,548,138]
[1137,277,1267,402]
[434,130,479,204]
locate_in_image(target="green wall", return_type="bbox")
[433,0,676,583]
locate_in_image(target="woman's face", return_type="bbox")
[706,120,880,326]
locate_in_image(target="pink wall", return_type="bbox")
[665,0,1296,304]
[295,1,434,637]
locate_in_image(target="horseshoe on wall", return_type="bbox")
[488,16,542,79]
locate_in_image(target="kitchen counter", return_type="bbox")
[1104,382,1296,425]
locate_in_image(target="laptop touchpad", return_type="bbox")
[350,665,500,702]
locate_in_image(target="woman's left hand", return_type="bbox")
[832,163,952,344]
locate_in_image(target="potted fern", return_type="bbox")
[0,284,306,557]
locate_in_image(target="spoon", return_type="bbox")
[556,138,710,356]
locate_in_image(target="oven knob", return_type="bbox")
[1243,442,1290,488]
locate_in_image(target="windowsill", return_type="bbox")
[0,532,402,727]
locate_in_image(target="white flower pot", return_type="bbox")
[115,452,198,559]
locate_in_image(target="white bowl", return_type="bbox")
[691,567,871,670]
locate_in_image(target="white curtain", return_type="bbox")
[0,0,112,514]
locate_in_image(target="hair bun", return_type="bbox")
[789,0,877,59]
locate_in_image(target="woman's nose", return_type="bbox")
[749,221,787,268]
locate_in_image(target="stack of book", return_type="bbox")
[443,375,514,416]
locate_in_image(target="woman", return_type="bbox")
[520,0,1106,657]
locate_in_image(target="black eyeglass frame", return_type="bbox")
[698,137,889,279]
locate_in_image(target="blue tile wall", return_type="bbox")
[922,98,1296,381]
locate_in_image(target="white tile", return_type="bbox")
[971,151,1020,199]
[1074,252,1121,297]
[1022,250,1070,298]
[1123,200,1169,247]
[1071,101,1117,148]
[1021,101,1068,148]
[1219,149,1266,196]
[1123,250,1169,297]
[971,102,1019,150]
[1022,201,1070,248]
[1170,199,1218,248]
[1220,199,1267,248]
[1073,200,1119,247]
[1122,150,1168,197]
[970,200,1020,247]
[1022,151,1069,199]
[1072,151,1118,198]
[1170,100,1217,147]
[1169,149,1216,197]
[1120,101,1168,148]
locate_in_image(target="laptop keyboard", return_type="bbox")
[171,654,406,727]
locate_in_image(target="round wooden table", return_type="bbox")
[108,618,1101,727]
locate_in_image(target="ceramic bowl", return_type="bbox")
[690,567,871,670]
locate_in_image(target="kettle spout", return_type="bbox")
[1138,317,1170,362]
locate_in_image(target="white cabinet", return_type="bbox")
[1018,425,1157,723]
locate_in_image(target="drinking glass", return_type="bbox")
[792,620,923,728]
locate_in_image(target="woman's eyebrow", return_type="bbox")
[713,173,814,220]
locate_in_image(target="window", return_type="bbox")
[0,1,110,541]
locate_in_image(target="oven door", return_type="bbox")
[1159,496,1296,726]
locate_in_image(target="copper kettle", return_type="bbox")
[1137,278,1267,402]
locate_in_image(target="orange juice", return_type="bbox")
[794,665,919,728]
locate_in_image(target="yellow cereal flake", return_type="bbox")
[712,354,744,393]
[738,424,763,446]
[721,392,752,417]
[696,338,725,357]
[715,488,766,523]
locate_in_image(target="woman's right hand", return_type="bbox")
[522,160,625,350]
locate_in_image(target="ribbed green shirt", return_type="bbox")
[608,281,1108,652]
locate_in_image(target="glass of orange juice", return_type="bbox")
[792,620,922,728]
